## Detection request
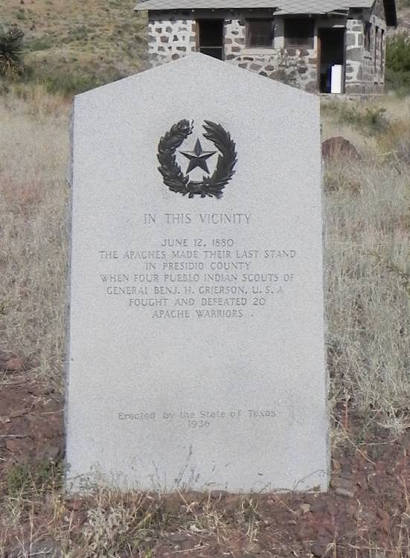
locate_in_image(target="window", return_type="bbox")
[380,29,385,71]
[374,26,378,71]
[364,22,371,51]
[247,19,274,48]
[198,19,224,60]
[284,18,314,48]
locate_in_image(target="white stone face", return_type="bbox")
[66,54,329,492]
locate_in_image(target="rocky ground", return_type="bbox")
[1,352,409,557]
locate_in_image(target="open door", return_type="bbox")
[318,28,345,93]
[198,20,224,60]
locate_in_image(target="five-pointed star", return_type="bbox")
[180,139,216,174]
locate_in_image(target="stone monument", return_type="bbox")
[66,53,329,492]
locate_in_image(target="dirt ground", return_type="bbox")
[1,353,409,557]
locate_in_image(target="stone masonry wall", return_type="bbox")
[148,15,196,66]
[345,19,363,90]
[345,0,386,94]
[224,16,318,92]
[147,10,387,94]
[148,13,318,92]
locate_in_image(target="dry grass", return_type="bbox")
[0,88,409,556]
[322,96,410,434]
[0,86,70,383]
[2,0,148,93]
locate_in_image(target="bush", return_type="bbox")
[386,34,410,94]
[322,101,390,135]
[0,24,24,77]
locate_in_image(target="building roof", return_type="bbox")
[135,0,397,25]
[135,0,370,10]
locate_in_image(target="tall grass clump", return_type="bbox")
[323,99,410,433]
[0,87,70,384]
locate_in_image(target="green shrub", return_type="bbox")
[322,101,389,135]
[386,34,410,94]
[0,24,24,77]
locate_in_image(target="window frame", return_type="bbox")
[246,18,274,49]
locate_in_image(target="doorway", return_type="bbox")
[197,20,224,60]
[318,28,345,93]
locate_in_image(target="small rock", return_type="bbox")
[40,445,62,462]
[246,541,262,553]
[299,503,311,514]
[310,498,327,513]
[331,476,355,491]
[167,533,188,544]
[5,356,24,372]
[335,487,355,498]
[30,539,61,557]
[5,438,26,452]
[377,508,390,533]
[311,540,329,557]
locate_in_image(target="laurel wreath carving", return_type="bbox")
[157,119,237,199]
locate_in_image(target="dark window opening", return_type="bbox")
[318,28,345,93]
[284,18,314,48]
[198,19,224,60]
[364,22,371,51]
[247,19,274,48]
[374,26,378,71]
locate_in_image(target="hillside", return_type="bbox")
[2,0,148,92]
[2,0,410,94]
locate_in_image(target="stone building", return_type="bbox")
[135,0,396,93]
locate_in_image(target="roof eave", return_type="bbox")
[134,3,277,9]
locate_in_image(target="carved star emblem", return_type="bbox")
[180,139,216,174]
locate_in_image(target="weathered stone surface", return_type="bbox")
[346,33,357,47]
[66,54,329,493]
[305,80,318,92]
[347,47,363,61]
[322,136,360,160]
[4,355,24,372]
